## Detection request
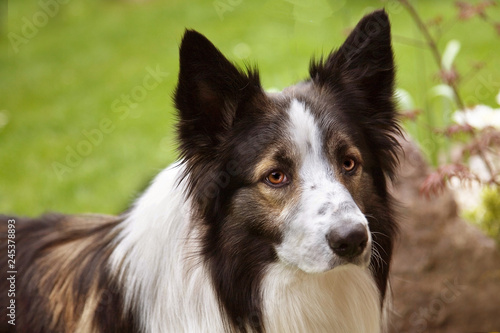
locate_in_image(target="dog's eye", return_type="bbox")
[265,171,289,187]
[342,158,357,173]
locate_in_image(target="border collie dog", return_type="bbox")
[1,9,400,333]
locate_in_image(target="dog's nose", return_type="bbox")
[326,224,368,258]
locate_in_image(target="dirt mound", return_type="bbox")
[389,137,500,333]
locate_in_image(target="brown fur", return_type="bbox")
[0,214,137,333]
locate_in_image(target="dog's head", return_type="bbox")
[175,10,399,274]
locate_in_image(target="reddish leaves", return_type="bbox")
[421,127,500,197]
[438,68,460,86]
[438,123,476,137]
[455,1,500,35]
[421,164,479,197]
[456,1,496,20]
[463,127,500,156]
[399,109,422,122]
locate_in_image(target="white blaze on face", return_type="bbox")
[275,99,371,273]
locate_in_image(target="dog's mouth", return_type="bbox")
[331,244,372,269]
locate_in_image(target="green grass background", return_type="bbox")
[1,0,499,216]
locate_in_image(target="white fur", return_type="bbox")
[276,100,372,273]
[107,99,381,332]
[109,163,225,332]
[263,264,381,333]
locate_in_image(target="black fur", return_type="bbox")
[175,9,400,332]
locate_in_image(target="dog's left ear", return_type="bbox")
[311,10,400,180]
[310,9,394,106]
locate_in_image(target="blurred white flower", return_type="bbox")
[441,39,461,71]
[453,104,500,129]
[430,84,455,102]
[496,90,500,106]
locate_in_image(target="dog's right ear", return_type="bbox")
[175,30,261,161]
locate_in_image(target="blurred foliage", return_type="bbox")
[394,1,500,242]
[1,0,500,216]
